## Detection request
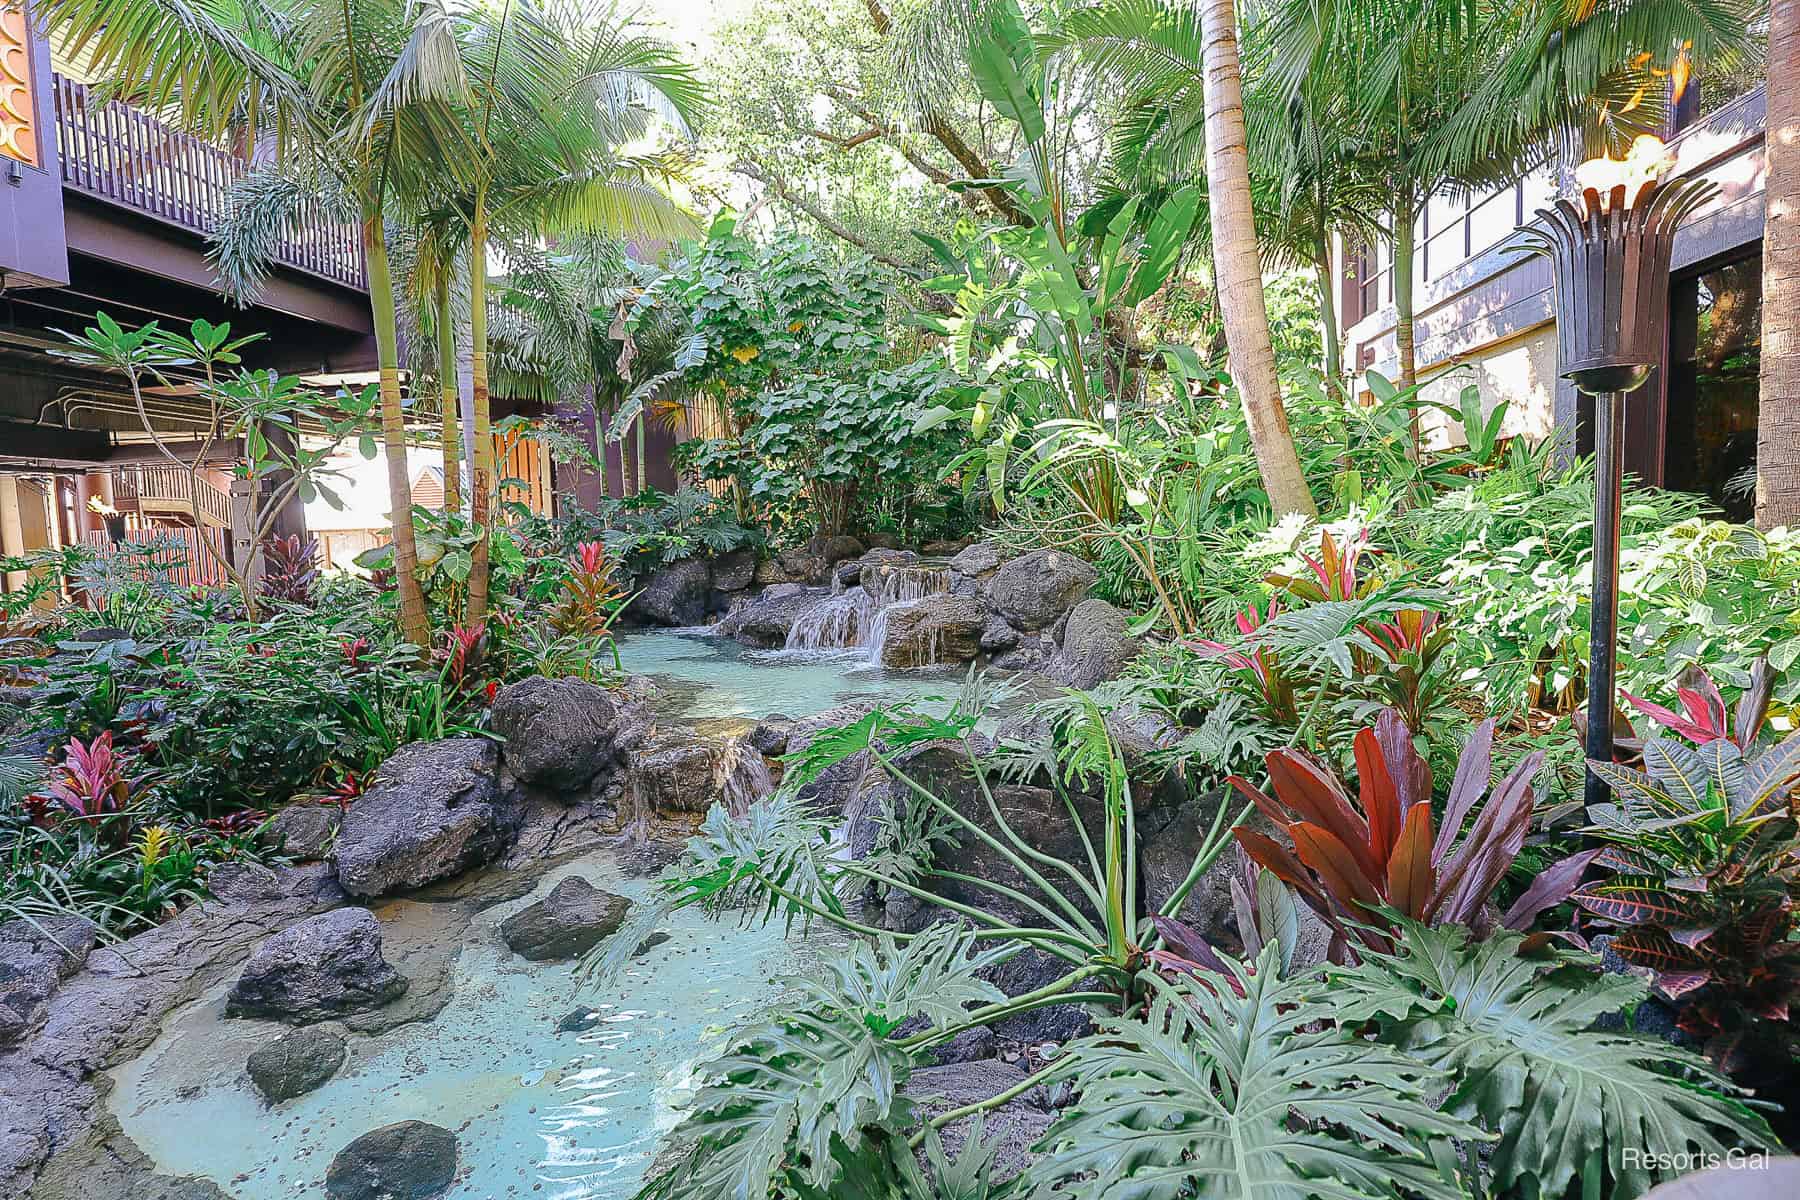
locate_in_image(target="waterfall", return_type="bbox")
[716,734,776,817]
[783,561,953,661]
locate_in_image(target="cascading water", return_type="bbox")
[782,563,953,663]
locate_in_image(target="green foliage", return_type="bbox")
[1034,946,1474,1200]
[1330,920,1774,1200]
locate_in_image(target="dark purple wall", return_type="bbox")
[554,389,681,511]
[0,3,70,288]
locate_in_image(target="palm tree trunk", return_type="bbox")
[1759,0,1800,527]
[366,217,431,646]
[1315,243,1343,400]
[1392,189,1422,460]
[437,277,462,513]
[1200,0,1315,518]
[466,206,495,627]
[636,418,647,494]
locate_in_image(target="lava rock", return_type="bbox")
[719,585,828,647]
[745,716,793,756]
[630,557,713,626]
[324,1121,458,1200]
[856,548,921,596]
[905,1059,1053,1181]
[0,916,95,1047]
[557,1007,604,1033]
[627,728,722,816]
[1045,598,1140,689]
[833,558,864,588]
[877,594,984,668]
[247,1026,348,1101]
[978,613,1021,653]
[710,548,757,594]
[499,876,632,962]
[491,676,644,793]
[260,804,341,861]
[986,549,1096,631]
[815,534,867,564]
[226,908,407,1023]
[333,739,513,898]
[776,547,827,585]
[633,931,671,956]
[921,539,967,556]
[949,540,1006,578]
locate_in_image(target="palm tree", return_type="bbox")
[1759,0,1798,527]
[1066,0,1318,515]
[1259,0,1751,447]
[446,0,703,626]
[44,0,474,647]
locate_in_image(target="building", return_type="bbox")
[1338,80,1767,521]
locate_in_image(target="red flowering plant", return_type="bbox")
[27,732,145,844]
[1565,658,1800,1072]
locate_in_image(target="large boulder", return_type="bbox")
[629,557,711,626]
[626,726,776,821]
[247,1026,348,1101]
[986,549,1096,631]
[856,548,920,596]
[1045,599,1140,689]
[260,804,341,861]
[491,675,644,793]
[906,1060,1054,1182]
[333,739,513,898]
[710,547,756,594]
[719,584,827,648]
[949,540,1007,579]
[878,594,985,668]
[226,907,406,1023]
[499,876,632,961]
[815,534,867,565]
[325,1121,458,1200]
[0,916,95,1047]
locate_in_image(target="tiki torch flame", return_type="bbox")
[1574,135,1676,213]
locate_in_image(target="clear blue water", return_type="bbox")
[618,627,971,722]
[109,859,841,1199]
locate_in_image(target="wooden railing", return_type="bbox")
[50,75,367,291]
[112,463,234,529]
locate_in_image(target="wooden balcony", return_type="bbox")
[50,75,366,292]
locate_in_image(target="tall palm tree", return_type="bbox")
[446,0,703,626]
[1065,0,1318,514]
[45,0,474,646]
[1760,0,1798,527]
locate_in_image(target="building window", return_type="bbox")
[1666,253,1761,522]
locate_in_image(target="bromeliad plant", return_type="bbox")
[1230,709,1589,957]
[1571,661,1800,1071]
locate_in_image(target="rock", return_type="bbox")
[247,1026,347,1101]
[1045,599,1141,689]
[629,557,712,626]
[776,546,827,585]
[627,728,723,817]
[906,1060,1053,1182]
[499,876,632,962]
[556,1007,603,1033]
[68,625,132,643]
[949,540,1006,578]
[815,534,867,564]
[921,539,966,556]
[783,702,882,815]
[491,676,642,793]
[833,559,864,588]
[1137,790,1244,951]
[865,531,901,549]
[324,1121,457,1200]
[986,549,1096,631]
[633,932,671,957]
[752,557,795,585]
[710,548,756,594]
[930,1024,998,1065]
[990,640,1054,673]
[979,614,1021,653]
[333,739,513,898]
[877,594,985,668]
[0,916,95,1047]
[226,908,406,1023]
[856,548,920,596]
[260,804,341,860]
[745,716,792,756]
[719,585,828,647]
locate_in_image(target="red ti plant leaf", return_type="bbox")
[1433,719,1495,866]
[1148,915,1246,996]
[1262,752,1378,880]
[1353,727,1402,869]
[1289,822,1382,916]
[1501,847,1602,931]
[1384,802,1436,920]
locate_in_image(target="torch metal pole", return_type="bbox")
[1584,388,1627,813]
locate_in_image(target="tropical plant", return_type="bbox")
[1230,709,1586,954]
[547,542,628,644]
[1332,919,1775,1199]
[1570,661,1800,1072]
[259,535,322,606]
